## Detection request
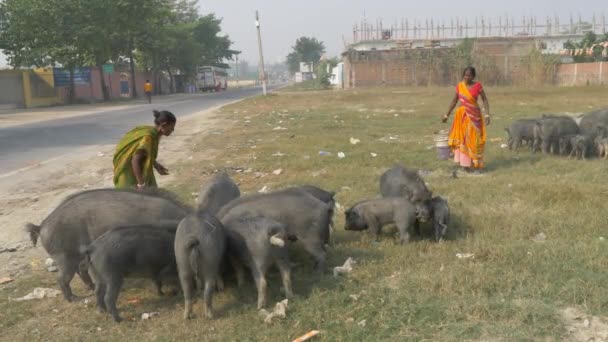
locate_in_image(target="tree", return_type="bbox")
[1,0,236,101]
[564,31,608,63]
[314,57,338,88]
[286,37,325,73]
[192,14,237,67]
[80,0,123,101]
[0,0,93,102]
[114,0,172,98]
[137,11,237,94]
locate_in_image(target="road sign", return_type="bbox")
[102,64,114,74]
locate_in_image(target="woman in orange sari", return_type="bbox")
[442,66,491,173]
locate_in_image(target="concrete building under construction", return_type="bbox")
[341,14,606,87]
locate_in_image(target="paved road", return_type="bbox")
[0,86,276,175]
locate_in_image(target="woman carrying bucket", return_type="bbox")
[442,66,491,174]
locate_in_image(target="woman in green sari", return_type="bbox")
[113,110,177,189]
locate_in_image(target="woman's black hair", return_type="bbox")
[153,110,176,125]
[463,66,476,78]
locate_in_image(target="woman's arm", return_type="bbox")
[480,89,490,125]
[443,92,459,122]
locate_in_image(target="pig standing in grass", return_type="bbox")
[379,165,432,203]
[283,185,336,242]
[344,198,430,244]
[25,188,192,302]
[288,185,336,207]
[218,190,332,273]
[222,216,291,309]
[505,119,537,151]
[533,116,580,154]
[430,197,450,242]
[595,136,608,159]
[174,211,226,320]
[569,135,593,160]
[81,223,179,322]
[558,134,579,156]
[579,108,608,138]
[196,172,240,215]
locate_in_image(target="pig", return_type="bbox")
[289,185,336,207]
[505,119,537,151]
[283,185,336,241]
[430,196,450,242]
[595,136,608,159]
[222,216,291,309]
[532,122,542,153]
[218,185,335,218]
[196,172,241,215]
[380,165,432,203]
[344,197,431,244]
[80,223,179,322]
[218,190,332,273]
[25,188,192,302]
[558,134,579,156]
[579,108,608,138]
[569,135,593,160]
[533,116,580,154]
[174,211,227,320]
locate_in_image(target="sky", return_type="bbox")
[200,0,604,65]
[0,0,605,67]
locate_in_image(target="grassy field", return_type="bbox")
[2,85,608,341]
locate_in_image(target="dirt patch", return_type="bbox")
[560,307,608,341]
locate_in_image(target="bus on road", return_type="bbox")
[196,66,228,92]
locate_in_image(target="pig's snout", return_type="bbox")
[269,234,285,247]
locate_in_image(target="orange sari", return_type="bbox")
[447,81,486,169]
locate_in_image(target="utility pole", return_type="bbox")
[255,11,267,96]
[235,51,240,87]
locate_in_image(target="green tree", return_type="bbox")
[137,12,236,94]
[1,0,236,101]
[80,0,124,101]
[314,57,338,88]
[114,0,171,98]
[192,14,237,67]
[0,0,93,102]
[286,37,325,73]
[563,31,607,63]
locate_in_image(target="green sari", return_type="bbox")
[113,126,159,188]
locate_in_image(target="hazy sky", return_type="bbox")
[201,0,604,65]
[0,0,604,67]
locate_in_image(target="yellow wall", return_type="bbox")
[33,67,55,87]
[22,69,62,108]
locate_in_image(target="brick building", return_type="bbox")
[341,36,586,87]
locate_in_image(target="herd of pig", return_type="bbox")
[24,164,447,323]
[505,108,608,159]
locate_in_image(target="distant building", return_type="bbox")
[341,34,587,88]
[294,61,314,83]
[330,62,344,88]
